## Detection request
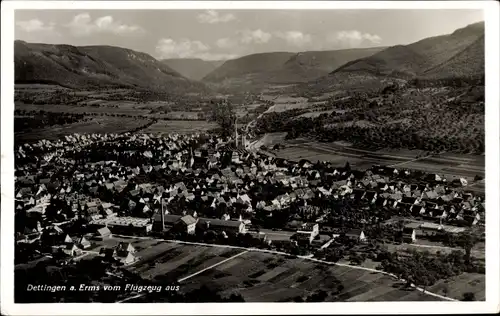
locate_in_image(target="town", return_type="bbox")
[14,130,485,302]
[9,7,490,307]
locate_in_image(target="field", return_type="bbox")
[297,109,346,118]
[90,237,448,302]
[426,273,485,301]
[270,139,484,193]
[16,102,152,117]
[265,103,312,113]
[176,248,444,302]
[15,100,217,141]
[142,120,218,135]
[15,117,151,142]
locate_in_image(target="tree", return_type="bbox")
[456,232,478,264]
[209,99,236,137]
[462,292,476,301]
[442,285,449,297]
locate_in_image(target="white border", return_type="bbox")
[1,1,499,315]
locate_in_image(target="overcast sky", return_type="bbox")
[15,9,483,61]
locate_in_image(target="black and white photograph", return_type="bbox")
[1,1,499,315]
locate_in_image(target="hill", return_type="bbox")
[161,58,226,81]
[202,47,385,89]
[421,34,484,80]
[14,41,207,92]
[202,52,295,83]
[301,21,485,95]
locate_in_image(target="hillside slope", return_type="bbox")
[422,35,484,79]
[202,48,385,87]
[202,52,295,82]
[303,21,485,94]
[333,22,484,78]
[161,58,226,81]
[14,41,207,92]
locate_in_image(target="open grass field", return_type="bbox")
[142,120,217,135]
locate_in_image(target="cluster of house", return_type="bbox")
[348,166,484,226]
[14,132,484,257]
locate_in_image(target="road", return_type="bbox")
[113,235,456,302]
[388,154,436,168]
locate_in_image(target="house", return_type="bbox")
[422,190,439,200]
[295,223,320,244]
[401,196,419,205]
[352,188,365,201]
[197,218,246,234]
[177,215,197,234]
[152,214,181,231]
[99,247,117,260]
[62,243,82,257]
[402,227,417,243]
[116,242,136,256]
[375,196,388,207]
[419,222,443,236]
[121,252,138,265]
[463,210,480,226]
[63,234,73,244]
[78,236,92,249]
[364,191,377,204]
[410,205,426,216]
[345,229,366,242]
[433,208,448,220]
[95,227,112,239]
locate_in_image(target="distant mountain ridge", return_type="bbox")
[14,41,207,92]
[202,47,387,87]
[161,58,226,81]
[303,21,485,93]
[333,22,484,79]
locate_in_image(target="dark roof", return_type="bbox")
[345,229,363,237]
[153,214,182,224]
[198,217,242,228]
[402,227,415,234]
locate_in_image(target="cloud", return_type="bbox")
[16,19,55,33]
[197,10,236,24]
[275,31,312,47]
[66,13,144,36]
[240,29,272,44]
[216,37,237,49]
[156,38,210,58]
[156,38,237,61]
[217,29,272,48]
[328,30,382,48]
[196,52,239,61]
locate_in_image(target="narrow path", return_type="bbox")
[177,250,249,283]
[388,154,434,168]
[117,293,144,303]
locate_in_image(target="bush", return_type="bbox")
[462,292,476,301]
